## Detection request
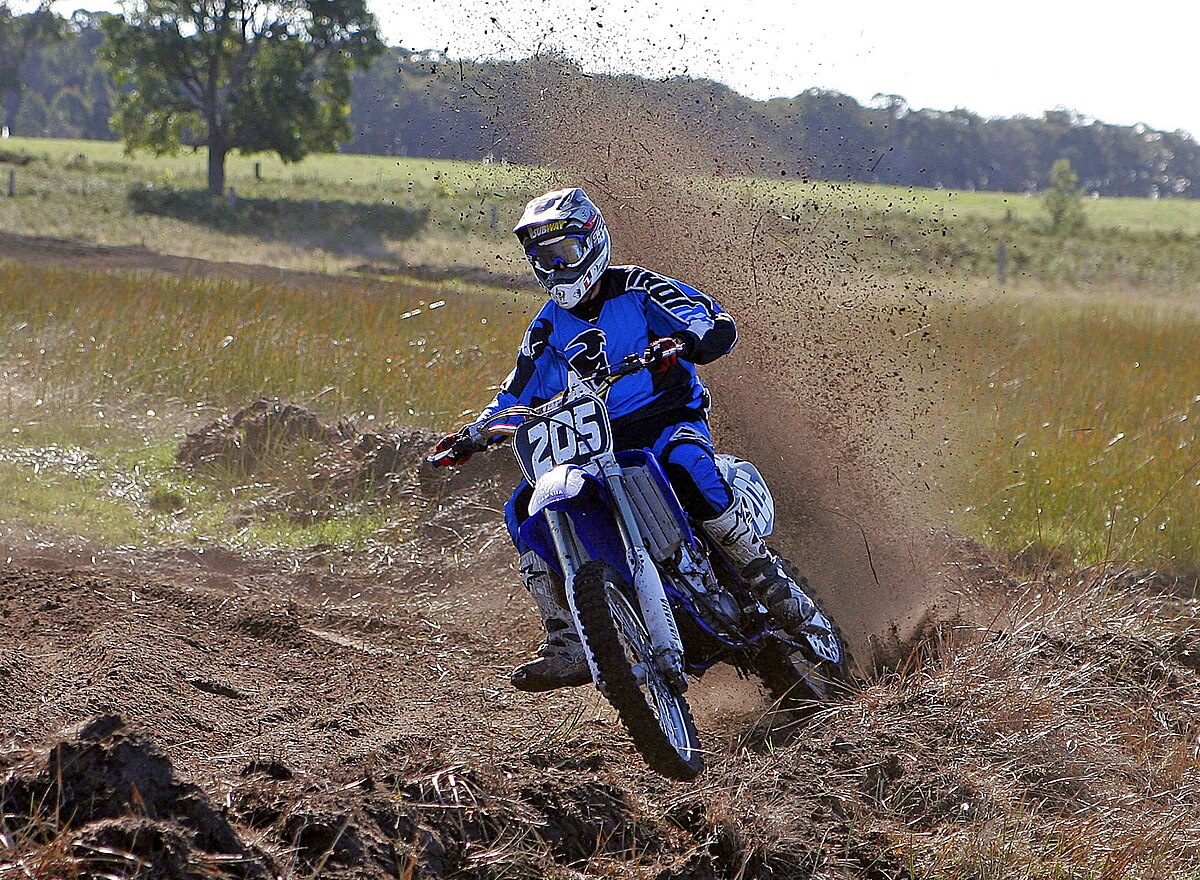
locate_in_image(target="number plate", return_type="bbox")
[513,395,613,483]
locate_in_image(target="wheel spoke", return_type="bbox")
[603,583,695,761]
[571,561,703,779]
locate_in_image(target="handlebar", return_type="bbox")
[595,339,687,386]
[425,341,685,467]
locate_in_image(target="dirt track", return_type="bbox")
[0,426,861,879]
[3,231,1200,878]
[0,230,341,285]
[3,525,1198,879]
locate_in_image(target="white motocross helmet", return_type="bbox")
[514,187,611,310]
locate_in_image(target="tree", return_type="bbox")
[100,0,383,195]
[1043,158,1086,233]
[0,2,63,134]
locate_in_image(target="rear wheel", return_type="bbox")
[754,557,854,710]
[570,561,704,780]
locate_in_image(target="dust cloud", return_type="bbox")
[498,59,973,662]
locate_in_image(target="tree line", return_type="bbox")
[2,3,1197,199]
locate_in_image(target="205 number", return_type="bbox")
[515,396,612,482]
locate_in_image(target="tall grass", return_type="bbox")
[0,261,535,546]
[3,260,1199,569]
[950,298,1200,574]
[854,575,1200,878]
[0,262,532,426]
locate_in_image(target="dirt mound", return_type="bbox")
[175,398,520,529]
[1,714,268,879]
[176,398,344,472]
[1,712,831,880]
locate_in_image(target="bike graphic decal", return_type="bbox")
[716,455,775,537]
[806,611,843,664]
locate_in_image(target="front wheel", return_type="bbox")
[754,557,855,710]
[570,561,704,780]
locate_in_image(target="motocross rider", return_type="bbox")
[432,187,816,692]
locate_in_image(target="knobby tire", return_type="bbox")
[571,561,704,781]
[754,555,855,711]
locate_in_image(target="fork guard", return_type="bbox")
[519,464,633,584]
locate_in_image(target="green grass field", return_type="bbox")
[757,179,1200,234]
[6,136,1200,290]
[0,136,549,277]
[2,138,1199,573]
[949,300,1200,575]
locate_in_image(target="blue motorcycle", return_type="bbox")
[430,345,851,780]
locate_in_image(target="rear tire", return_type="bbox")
[754,557,854,710]
[570,561,704,781]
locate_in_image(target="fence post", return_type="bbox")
[6,170,14,198]
[997,242,1007,282]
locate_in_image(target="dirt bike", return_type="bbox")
[427,345,851,780]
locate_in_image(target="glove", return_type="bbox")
[429,426,484,468]
[643,336,686,373]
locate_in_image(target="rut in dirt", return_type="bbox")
[3,557,1198,879]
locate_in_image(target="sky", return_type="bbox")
[370,0,1199,137]
[37,0,1199,137]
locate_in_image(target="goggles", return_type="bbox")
[526,234,588,272]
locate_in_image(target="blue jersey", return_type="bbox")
[479,266,738,446]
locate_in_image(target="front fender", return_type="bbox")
[519,465,631,581]
[525,464,592,520]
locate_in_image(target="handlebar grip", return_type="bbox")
[425,430,488,467]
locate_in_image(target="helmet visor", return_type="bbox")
[526,234,588,272]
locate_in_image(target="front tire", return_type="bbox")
[570,561,704,781]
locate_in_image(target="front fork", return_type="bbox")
[544,468,688,691]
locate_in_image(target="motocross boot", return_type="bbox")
[701,498,818,631]
[510,551,591,692]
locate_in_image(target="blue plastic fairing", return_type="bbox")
[518,465,632,582]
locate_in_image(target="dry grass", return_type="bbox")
[877,579,1200,878]
[688,570,1200,880]
[0,261,532,426]
[947,296,1200,576]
